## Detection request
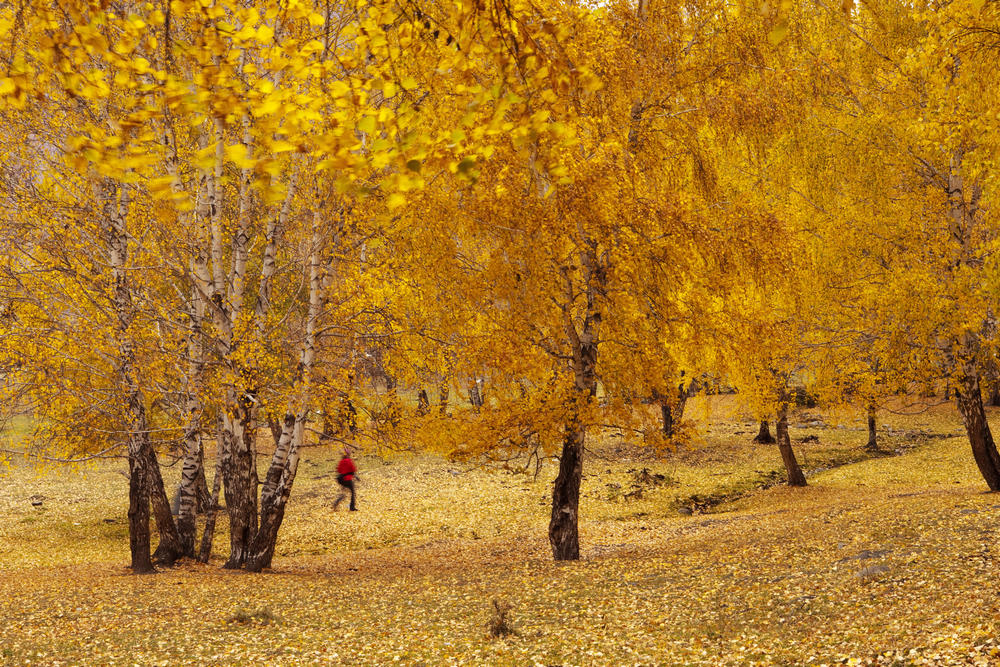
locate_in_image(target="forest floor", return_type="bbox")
[2,396,1000,666]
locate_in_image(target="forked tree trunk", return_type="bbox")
[246,209,326,571]
[955,369,1000,491]
[865,403,878,451]
[775,405,807,487]
[101,179,182,572]
[753,420,775,444]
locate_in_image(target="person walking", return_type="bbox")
[334,449,358,511]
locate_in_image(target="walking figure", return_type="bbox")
[334,449,358,511]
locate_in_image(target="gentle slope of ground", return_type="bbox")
[1,397,998,665]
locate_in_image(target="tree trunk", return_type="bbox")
[198,422,226,563]
[416,388,430,416]
[660,401,673,437]
[548,245,602,561]
[246,209,325,571]
[101,179,181,572]
[955,370,1000,491]
[468,379,483,409]
[865,403,878,452]
[148,446,183,565]
[175,404,203,557]
[195,447,211,513]
[247,414,304,572]
[549,419,583,561]
[222,401,259,569]
[126,444,153,574]
[775,405,807,487]
[753,420,775,444]
[438,383,449,415]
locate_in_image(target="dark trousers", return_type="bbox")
[334,477,356,511]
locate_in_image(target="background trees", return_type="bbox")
[3,0,1000,568]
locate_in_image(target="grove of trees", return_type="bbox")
[1,0,1000,570]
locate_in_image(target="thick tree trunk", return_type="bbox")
[222,402,259,569]
[549,419,584,561]
[775,405,807,487]
[753,420,775,444]
[147,446,183,565]
[660,402,673,437]
[955,370,1000,491]
[416,388,430,416]
[865,403,878,452]
[126,445,153,574]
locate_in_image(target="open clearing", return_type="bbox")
[2,397,999,666]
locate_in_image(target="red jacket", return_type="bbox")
[337,456,357,482]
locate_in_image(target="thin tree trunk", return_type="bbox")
[438,383,449,415]
[775,405,807,487]
[865,403,878,452]
[753,420,775,444]
[198,423,226,563]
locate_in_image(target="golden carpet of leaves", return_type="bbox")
[2,399,999,665]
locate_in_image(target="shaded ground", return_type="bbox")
[1,398,998,665]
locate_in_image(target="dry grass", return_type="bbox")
[1,397,998,665]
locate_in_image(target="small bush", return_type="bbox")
[487,599,517,638]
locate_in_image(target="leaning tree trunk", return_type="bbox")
[955,368,1000,491]
[865,403,878,452]
[946,151,1000,490]
[246,414,304,572]
[775,405,807,487]
[246,207,326,572]
[753,420,775,444]
[198,421,227,563]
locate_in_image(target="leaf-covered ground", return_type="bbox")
[2,398,999,665]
